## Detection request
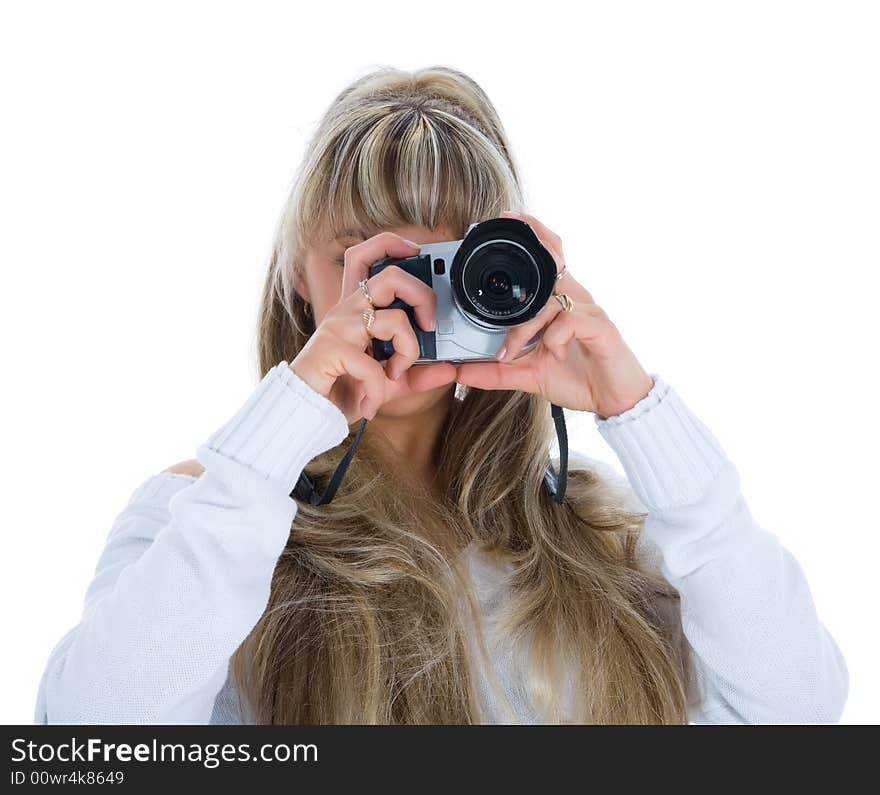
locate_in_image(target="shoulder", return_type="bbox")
[162,459,205,478]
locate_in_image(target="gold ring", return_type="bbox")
[555,265,567,281]
[359,278,374,307]
[362,307,375,332]
[554,293,574,312]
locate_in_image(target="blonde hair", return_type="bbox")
[232,65,691,723]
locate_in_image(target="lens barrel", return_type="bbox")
[450,217,558,326]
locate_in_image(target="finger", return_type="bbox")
[367,264,437,336]
[341,231,421,298]
[541,302,614,356]
[496,295,566,362]
[454,359,541,394]
[344,238,439,337]
[360,306,421,381]
[342,260,437,341]
[336,339,388,420]
[406,361,459,393]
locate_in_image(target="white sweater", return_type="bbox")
[34,362,849,724]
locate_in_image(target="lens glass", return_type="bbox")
[461,240,540,321]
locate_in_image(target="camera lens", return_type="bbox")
[486,270,511,295]
[450,217,558,328]
[460,240,540,321]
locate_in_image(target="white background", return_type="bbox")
[1,1,877,724]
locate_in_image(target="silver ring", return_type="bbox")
[553,293,574,311]
[359,278,374,307]
[362,307,376,332]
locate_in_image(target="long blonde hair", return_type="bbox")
[231,65,691,723]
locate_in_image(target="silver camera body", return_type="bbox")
[367,216,559,364]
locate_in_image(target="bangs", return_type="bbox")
[292,105,520,251]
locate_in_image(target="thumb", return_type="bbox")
[454,360,540,393]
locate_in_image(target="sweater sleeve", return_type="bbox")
[592,374,849,724]
[34,361,351,724]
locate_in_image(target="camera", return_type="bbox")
[367,216,559,364]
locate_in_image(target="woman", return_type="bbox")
[35,65,848,724]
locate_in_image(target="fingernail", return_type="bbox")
[404,238,420,248]
[392,370,402,380]
[496,346,507,360]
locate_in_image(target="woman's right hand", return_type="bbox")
[289,232,459,424]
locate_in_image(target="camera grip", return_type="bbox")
[368,255,437,362]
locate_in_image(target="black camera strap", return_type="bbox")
[544,402,569,504]
[291,402,568,506]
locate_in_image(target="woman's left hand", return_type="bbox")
[453,211,654,419]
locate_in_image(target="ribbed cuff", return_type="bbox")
[595,373,729,511]
[197,361,351,494]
